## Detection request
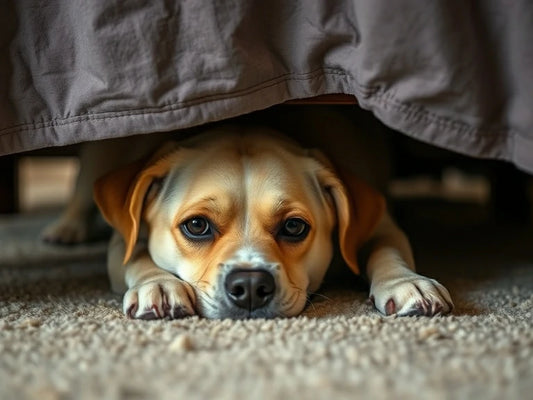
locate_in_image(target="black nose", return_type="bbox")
[224,269,275,311]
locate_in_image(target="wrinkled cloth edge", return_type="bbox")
[2,70,530,174]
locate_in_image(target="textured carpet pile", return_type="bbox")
[0,202,532,400]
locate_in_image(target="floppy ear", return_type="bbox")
[93,142,182,264]
[311,151,386,274]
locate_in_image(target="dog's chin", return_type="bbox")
[194,294,307,320]
[198,306,282,320]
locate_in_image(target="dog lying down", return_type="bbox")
[91,125,453,320]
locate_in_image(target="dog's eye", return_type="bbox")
[180,217,214,240]
[278,218,310,242]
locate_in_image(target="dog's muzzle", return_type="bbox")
[224,269,275,312]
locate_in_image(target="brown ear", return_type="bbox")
[93,142,181,264]
[312,152,386,274]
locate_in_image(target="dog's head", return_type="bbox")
[94,126,384,319]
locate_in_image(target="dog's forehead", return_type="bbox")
[152,131,328,225]
[178,135,309,196]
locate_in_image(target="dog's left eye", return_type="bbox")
[180,217,214,240]
[278,218,310,242]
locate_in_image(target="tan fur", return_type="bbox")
[94,125,453,319]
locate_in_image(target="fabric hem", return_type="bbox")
[1,70,531,174]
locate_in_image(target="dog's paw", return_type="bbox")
[370,271,453,317]
[123,279,196,320]
[41,215,90,244]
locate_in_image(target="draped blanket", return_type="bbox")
[1,1,532,173]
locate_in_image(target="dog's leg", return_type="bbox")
[41,140,122,244]
[365,214,453,316]
[107,232,196,320]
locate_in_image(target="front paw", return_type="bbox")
[123,279,196,320]
[370,271,453,317]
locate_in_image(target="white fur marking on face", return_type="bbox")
[228,246,270,267]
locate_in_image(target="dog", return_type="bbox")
[89,121,453,319]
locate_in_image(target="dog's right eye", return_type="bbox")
[180,217,214,240]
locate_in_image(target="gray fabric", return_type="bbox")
[1,1,533,173]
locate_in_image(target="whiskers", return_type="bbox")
[279,285,307,316]
[308,292,333,302]
[191,279,219,313]
[305,291,332,312]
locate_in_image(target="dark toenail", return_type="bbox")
[385,299,396,315]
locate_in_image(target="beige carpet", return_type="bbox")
[1,201,532,400]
